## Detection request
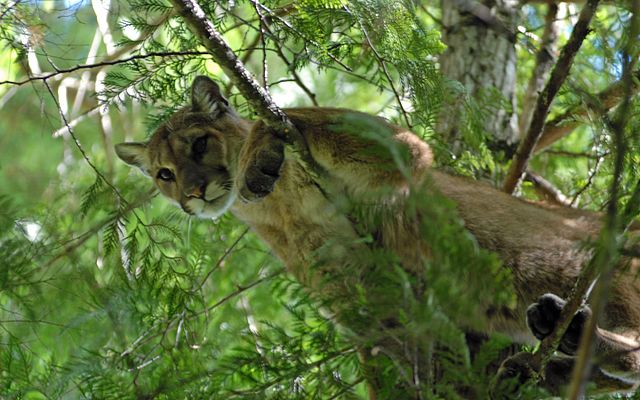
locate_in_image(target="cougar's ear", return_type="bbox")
[115,142,151,175]
[191,75,228,115]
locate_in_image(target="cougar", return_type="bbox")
[116,76,640,394]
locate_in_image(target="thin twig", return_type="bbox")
[0,51,211,87]
[52,104,102,137]
[251,1,353,72]
[253,2,269,88]
[503,0,600,194]
[327,377,365,400]
[351,9,412,128]
[221,3,296,34]
[195,269,284,317]
[248,0,319,106]
[42,80,125,202]
[570,152,604,207]
[542,149,604,159]
[196,227,250,290]
[41,190,155,272]
[0,1,19,20]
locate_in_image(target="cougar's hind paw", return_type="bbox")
[526,293,591,355]
[527,293,565,340]
[558,305,591,355]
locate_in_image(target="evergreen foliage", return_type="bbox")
[0,0,638,398]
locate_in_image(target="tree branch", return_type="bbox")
[524,170,571,207]
[502,0,599,194]
[0,51,211,87]
[169,0,327,182]
[518,3,559,139]
[534,69,640,152]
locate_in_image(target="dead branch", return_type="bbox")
[524,170,571,207]
[169,0,327,182]
[542,149,603,159]
[502,0,599,194]
[518,3,559,139]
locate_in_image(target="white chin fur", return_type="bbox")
[185,191,237,219]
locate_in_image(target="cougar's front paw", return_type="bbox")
[526,293,591,355]
[239,140,284,202]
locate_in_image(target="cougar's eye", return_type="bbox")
[192,136,207,157]
[157,168,175,181]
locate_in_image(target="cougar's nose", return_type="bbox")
[184,183,206,199]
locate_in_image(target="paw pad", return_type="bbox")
[526,293,591,355]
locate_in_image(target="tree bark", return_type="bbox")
[438,0,520,154]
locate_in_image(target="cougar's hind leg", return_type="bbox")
[597,276,640,379]
[593,327,640,379]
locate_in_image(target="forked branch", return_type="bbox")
[503,0,599,194]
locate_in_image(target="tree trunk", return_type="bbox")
[438,0,520,154]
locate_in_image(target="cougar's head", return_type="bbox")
[115,76,249,218]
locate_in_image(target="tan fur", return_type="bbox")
[116,77,640,387]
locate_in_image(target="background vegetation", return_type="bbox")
[0,0,638,398]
